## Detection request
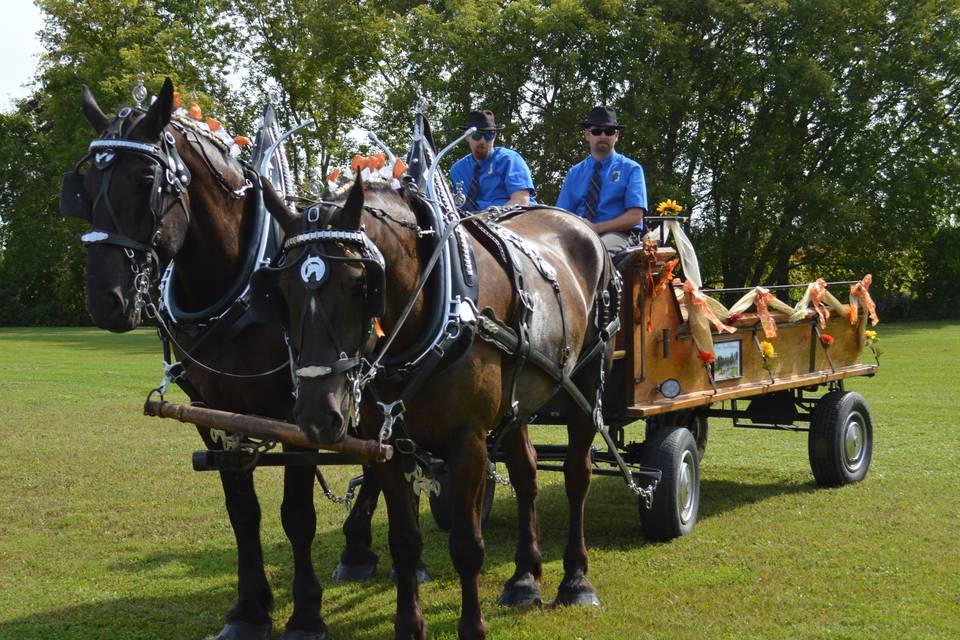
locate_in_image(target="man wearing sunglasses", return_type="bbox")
[556,106,647,255]
[450,110,536,212]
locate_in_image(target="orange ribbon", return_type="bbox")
[849,274,879,326]
[810,278,830,329]
[754,287,778,338]
[645,258,678,333]
[683,280,735,334]
[326,167,342,183]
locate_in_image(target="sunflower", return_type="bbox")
[759,340,776,359]
[656,199,684,214]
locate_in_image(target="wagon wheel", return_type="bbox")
[428,462,496,531]
[638,427,700,541]
[808,391,873,487]
[646,410,708,461]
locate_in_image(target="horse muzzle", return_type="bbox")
[85,283,142,332]
[292,386,348,445]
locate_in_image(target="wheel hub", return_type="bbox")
[678,450,696,523]
[843,411,866,471]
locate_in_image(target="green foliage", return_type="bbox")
[2,0,960,324]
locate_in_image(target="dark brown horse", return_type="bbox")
[258,176,616,639]
[64,78,383,640]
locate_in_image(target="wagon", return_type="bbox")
[514,223,880,540]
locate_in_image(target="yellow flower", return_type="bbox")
[656,199,683,214]
[865,330,877,341]
[759,340,776,359]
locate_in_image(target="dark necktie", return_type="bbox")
[584,160,603,219]
[464,161,481,211]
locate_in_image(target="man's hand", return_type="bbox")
[590,207,645,235]
[506,190,531,207]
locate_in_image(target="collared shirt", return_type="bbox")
[556,151,647,228]
[449,147,536,211]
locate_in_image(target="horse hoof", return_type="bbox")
[331,559,377,582]
[280,629,330,640]
[497,575,542,608]
[213,621,272,640]
[389,564,431,585]
[553,585,601,608]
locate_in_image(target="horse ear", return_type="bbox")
[262,176,299,234]
[81,85,109,134]
[340,172,364,230]
[140,77,174,140]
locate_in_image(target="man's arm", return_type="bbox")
[506,189,531,206]
[589,207,645,234]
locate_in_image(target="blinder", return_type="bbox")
[59,170,93,221]
[249,262,289,326]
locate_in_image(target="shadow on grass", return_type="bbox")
[0,466,820,639]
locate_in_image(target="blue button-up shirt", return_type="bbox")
[450,147,536,211]
[556,151,647,228]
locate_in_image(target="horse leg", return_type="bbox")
[333,464,380,581]
[555,411,601,607]
[497,424,543,607]
[374,459,426,640]
[213,469,274,640]
[448,432,489,640]
[334,466,431,583]
[279,446,328,640]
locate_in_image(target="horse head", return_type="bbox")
[255,175,386,444]
[62,78,196,331]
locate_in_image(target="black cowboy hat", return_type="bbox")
[580,105,624,129]
[461,110,504,131]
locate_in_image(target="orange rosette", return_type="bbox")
[206,117,221,132]
[326,167,342,183]
[188,102,202,121]
[351,154,368,173]
[392,158,408,180]
[173,92,183,110]
[233,135,250,147]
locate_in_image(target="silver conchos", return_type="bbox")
[300,255,327,288]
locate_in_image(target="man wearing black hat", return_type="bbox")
[450,110,536,212]
[556,105,648,255]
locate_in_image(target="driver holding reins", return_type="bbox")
[450,110,537,212]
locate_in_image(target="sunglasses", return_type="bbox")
[589,127,618,137]
[470,131,497,141]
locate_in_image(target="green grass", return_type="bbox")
[1,323,959,639]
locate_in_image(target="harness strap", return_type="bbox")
[475,312,594,417]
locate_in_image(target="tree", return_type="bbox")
[0,0,245,325]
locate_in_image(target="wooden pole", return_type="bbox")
[143,400,393,463]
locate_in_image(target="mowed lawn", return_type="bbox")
[1,323,958,639]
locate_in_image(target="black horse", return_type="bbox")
[256,175,618,639]
[63,78,384,640]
